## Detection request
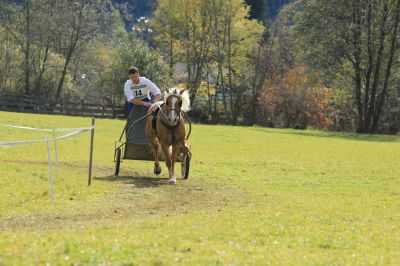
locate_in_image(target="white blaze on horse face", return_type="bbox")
[169,96,178,124]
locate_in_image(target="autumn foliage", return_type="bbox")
[258,66,333,129]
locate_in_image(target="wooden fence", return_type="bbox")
[0,95,126,118]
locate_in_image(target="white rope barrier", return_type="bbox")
[0,126,94,147]
[0,124,54,132]
[0,120,96,200]
[0,124,94,132]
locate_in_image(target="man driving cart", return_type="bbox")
[123,67,161,112]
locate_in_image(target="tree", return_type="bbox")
[98,39,168,106]
[297,0,400,133]
[152,0,263,123]
[0,0,33,95]
[53,0,110,103]
[0,24,24,95]
[0,0,113,100]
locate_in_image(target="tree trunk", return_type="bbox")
[363,0,373,129]
[372,0,400,132]
[365,1,389,131]
[24,0,30,95]
[227,11,234,124]
[168,26,174,78]
[33,46,49,97]
[55,1,84,102]
[351,1,365,132]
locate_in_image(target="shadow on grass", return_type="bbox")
[95,175,169,188]
[252,127,400,143]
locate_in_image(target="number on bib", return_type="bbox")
[134,89,143,97]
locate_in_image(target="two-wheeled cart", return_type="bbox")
[114,105,191,178]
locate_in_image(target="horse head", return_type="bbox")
[163,87,190,126]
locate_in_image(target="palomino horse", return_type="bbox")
[145,87,191,184]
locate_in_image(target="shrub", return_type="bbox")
[258,66,334,129]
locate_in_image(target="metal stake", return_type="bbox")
[88,117,95,186]
[46,137,54,201]
[52,128,59,174]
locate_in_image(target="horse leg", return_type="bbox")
[150,137,162,175]
[171,143,179,179]
[146,118,161,175]
[161,143,175,184]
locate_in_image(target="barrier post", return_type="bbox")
[46,137,55,201]
[88,117,95,186]
[52,128,59,174]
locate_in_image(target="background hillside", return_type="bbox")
[9,0,292,31]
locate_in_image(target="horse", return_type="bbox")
[145,87,191,184]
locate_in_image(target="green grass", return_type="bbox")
[1,111,400,265]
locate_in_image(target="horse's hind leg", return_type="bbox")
[146,120,161,175]
[150,137,162,175]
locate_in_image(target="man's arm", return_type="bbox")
[145,78,162,102]
[130,98,151,107]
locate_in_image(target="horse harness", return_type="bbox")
[152,103,182,145]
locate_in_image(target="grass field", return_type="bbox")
[0,111,400,265]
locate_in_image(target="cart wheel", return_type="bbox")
[115,148,121,176]
[181,153,191,179]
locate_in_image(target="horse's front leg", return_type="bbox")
[161,143,176,184]
[171,143,179,179]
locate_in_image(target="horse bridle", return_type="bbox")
[158,94,182,127]
[152,95,182,145]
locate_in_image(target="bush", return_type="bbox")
[257,66,334,129]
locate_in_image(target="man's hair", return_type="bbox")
[128,67,139,75]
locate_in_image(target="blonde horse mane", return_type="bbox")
[164,87,191,112]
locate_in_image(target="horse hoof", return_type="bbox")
[167,178,176,184]
[154,165,162,175]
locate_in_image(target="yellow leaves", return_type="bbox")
[153,0,266,56]
[174,83,188,90]
[196,81,216,96]
[97,48,111,69]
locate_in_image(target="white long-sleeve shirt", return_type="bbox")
[124,77,161,102]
